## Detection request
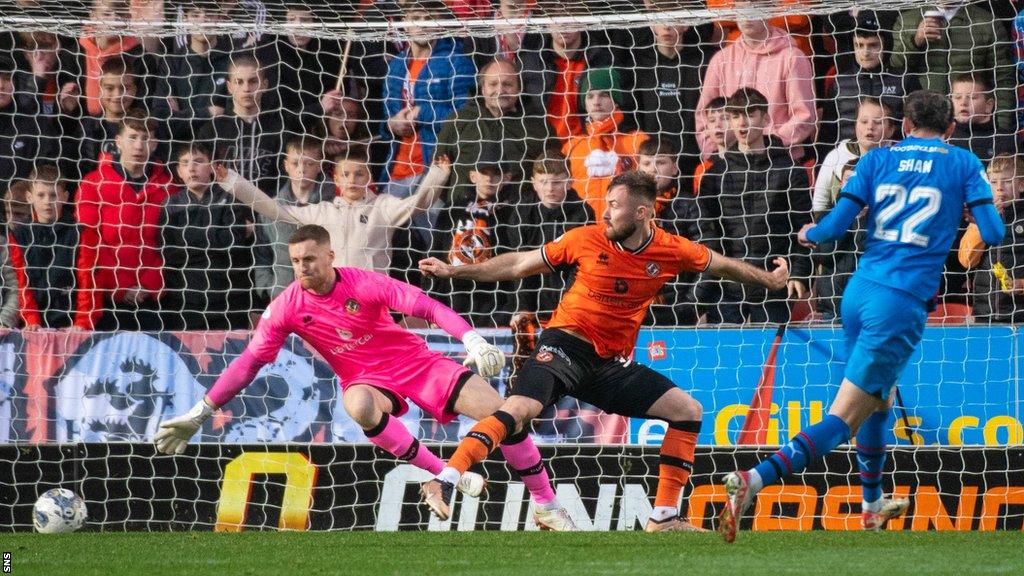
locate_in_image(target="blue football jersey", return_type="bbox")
[840,136,994,301]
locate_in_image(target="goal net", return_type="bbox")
[0,0,1021,531]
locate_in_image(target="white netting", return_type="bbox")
[0,0,1022,532]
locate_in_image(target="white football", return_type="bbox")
[33,488,88,534]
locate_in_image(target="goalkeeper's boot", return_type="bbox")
[861,497,910,530]
[644,516,708,533]
[456,471,487,498]
[534,506,579,531]
[719,470,756,544]
[420,479,455,521]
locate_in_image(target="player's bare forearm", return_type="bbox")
[419,249,548,282]
[705,251,789,292]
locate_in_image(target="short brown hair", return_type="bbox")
[608,170,657,205]
[288,224,332,246]
[285,135,324,157]
[532,151,569,177]
[726,87,769,115]
[638,136,679,158]
[332,144,370,166]
[988,154,1024,179]
[30,163,62,186]
[118,108,156,135]
[228,53,263,76]
[704,96,728,113]
[951,71,994,95]
[99,56,137,79]
[174,141,213,162]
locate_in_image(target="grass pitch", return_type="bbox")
[4,531,1021,576]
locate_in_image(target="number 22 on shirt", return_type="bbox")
[872,184,942,247]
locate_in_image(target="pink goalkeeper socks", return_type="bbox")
[499,434,557,505]
[366,414,445,475]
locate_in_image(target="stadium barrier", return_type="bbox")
[1,443,1021,531]
[0,327,1020,445]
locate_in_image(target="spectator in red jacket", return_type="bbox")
[8,163,78,329]
[74,113,177,330]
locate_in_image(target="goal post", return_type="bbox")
[0,0,1021,531]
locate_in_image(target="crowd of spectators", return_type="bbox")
[1,0,1023,331]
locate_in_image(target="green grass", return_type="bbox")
[4,532,1022,576]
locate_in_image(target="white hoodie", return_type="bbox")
[220,166,447,274]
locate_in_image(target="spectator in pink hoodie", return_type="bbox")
[694,16,816,159]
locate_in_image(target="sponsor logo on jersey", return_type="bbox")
[345,299,360,314]
[613,279,629,294]
[597,252,610,265]
[336,328,353,340]
[645,262,661,277]
[330,333,373,355]
[538,344,571,365]
[648,340,667,361]
[302,315,313,325]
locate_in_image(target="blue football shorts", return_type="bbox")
[840,275,928,400]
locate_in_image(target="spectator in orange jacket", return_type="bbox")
[74,114,177,330]
[562,68,648,217]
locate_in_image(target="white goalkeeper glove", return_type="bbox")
[462,330,506,379]
[154,398,215,455]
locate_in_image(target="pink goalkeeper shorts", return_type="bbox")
[341,356,472,425]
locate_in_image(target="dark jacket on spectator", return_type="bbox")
[823,62,912,145]
[696,140,813,315]
[8,213,78,328]
[434,97,551,206]
[160,184,257,330]
[948,120,1019,165]
[270,36,342,122]
[0,100,58,190]
[650,183,701,326]
[497,188,593,322]
[199,104,283,196]
[74,155,176,329]
[518,31,614,103]
[630,36,709,189]
[12,56,79,118]
[812,213,868,321]
[154,36,234,141]
[429,195,516,327]
[974,200,1024,322]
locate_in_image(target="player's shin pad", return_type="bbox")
[448,411,516,474]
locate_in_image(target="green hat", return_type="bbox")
[578,67,622,109]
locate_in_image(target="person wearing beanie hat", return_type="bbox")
[562,67,648,217]
[577,67,622,111]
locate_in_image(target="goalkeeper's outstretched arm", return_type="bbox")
[154,349,270,454]
[419,249,549,282]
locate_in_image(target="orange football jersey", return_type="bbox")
[541,223,711,358]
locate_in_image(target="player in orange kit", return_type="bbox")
[418,171,790,531]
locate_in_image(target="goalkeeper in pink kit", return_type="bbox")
[155,224,576,530]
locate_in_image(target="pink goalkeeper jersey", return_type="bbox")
[248,267,469,389]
